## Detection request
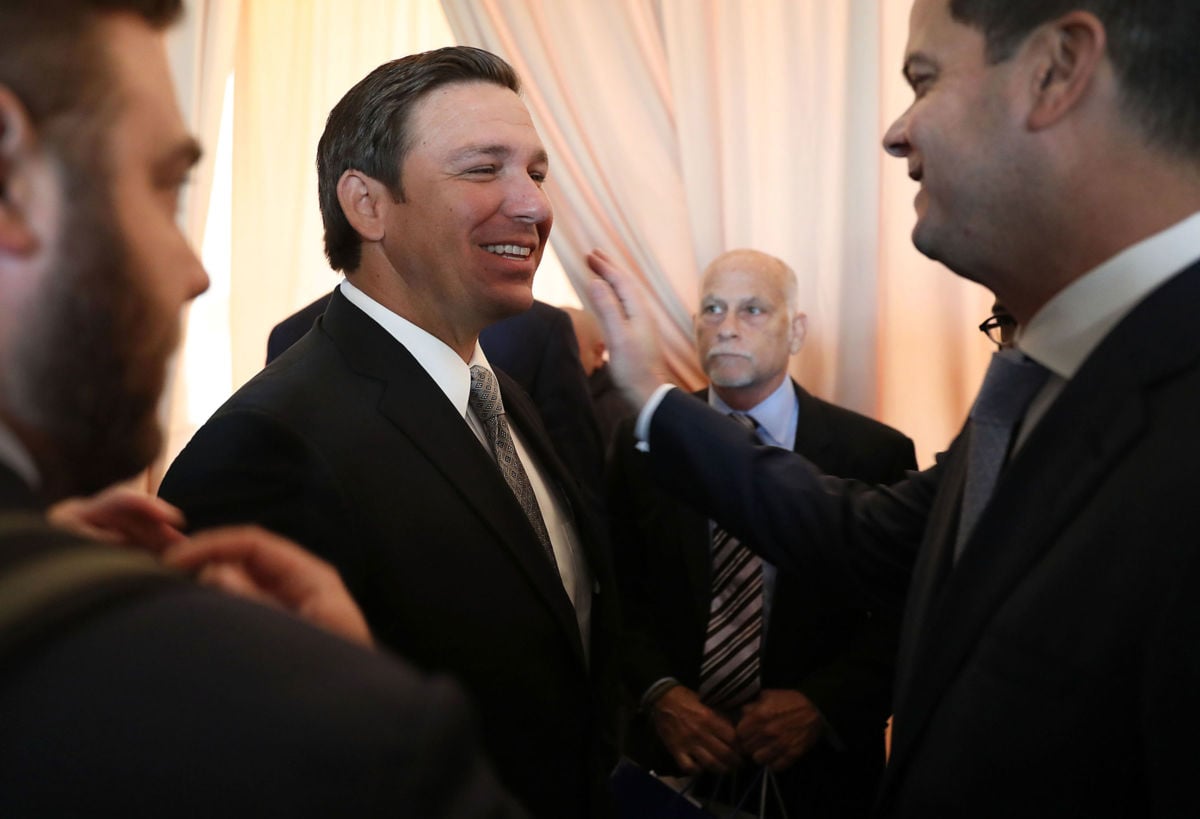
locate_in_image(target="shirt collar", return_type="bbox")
[708,376,798,448]
[1019,211,1200,378]
[339,279,492,418]
[0,419,39,490]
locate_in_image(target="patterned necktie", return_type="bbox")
[955,349,1050,560]
[468,365,557,568]
[698,413,764,710]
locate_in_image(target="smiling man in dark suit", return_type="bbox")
[609,249,914,817]
[161,48,616,819]
[587,1,1200,816]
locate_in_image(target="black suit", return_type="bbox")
[267,292,605,497]
[609,381,915,817]
[640,261,1200,817]
[0,463,521,818]
[161,289,618,819]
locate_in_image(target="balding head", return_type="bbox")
[563,306,606,376]
[694,249,807,411]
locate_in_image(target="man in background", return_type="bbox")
[609,249,914,817]
[0,2,518,815]
[161,47,617,819]
[565,305,635,453]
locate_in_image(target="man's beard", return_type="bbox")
[4,171,172,500]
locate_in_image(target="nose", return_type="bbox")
[184,248,210,299]
[883,108,911,158]
[506,174,552,226]
[715,313,739,339]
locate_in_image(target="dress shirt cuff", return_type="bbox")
[634,384,677,452]
[640,677,682,712]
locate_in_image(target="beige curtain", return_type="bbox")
[443,0,992,464]
[157,0,242,486]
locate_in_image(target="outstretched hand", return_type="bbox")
[585,249,670,409]
[163,525,374,648]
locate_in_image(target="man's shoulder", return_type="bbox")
[796,382,910,446]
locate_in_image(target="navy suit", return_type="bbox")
[0,464,522,818]
[641,261,1200,817]
[609,382,915,817]
[162,288,618,819]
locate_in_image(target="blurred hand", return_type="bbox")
[651,684,743,774]
[48,486,186,550]
[164,525,373,648]
[585,249,669,408]
[736,689,825,771]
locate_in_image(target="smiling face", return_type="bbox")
[2,12,207,497]
[693,250,806,411]
[374,81,552,351]
[882,0,1028,286]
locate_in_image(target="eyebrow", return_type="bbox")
[448,144,549,166]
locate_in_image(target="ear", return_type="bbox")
[788,311,808,354]
[335,169,391,243]
[1026,12,1106,131]
[0,85,41,256]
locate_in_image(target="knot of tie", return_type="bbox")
[729,412,759,434]
[468,365,504,421]
[969,349,1050,427]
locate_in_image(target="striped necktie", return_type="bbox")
[698,413,763,710]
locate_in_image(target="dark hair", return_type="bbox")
[950,0,1200,157]
[0,0,182,133]
[316,46,521,273]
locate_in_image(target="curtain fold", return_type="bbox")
[444,0,991,463]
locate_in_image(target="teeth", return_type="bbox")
[483,244,532,258]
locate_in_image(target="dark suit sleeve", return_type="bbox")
[790,428,916,746]
[607,418,681,698]
[649,388,935,612]
[0,579,525,818]
[159,409,367,594]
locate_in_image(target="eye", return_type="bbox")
[529,169,547,185]
[465,165,498,177]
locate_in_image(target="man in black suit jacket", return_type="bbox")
[587,2,1200,816]
[609,250,914,817]
[0,4,518,815]
[161,48,617,819]
[269,296,605,496]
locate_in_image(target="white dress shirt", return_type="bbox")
[1015,210,1200,448]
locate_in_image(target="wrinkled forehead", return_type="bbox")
[407,80,546,159]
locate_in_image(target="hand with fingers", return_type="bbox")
[651,684,745,774]
[48,486,187,550]
[163,525,374,648]
[736,688,825,772]
[585,248,670,408]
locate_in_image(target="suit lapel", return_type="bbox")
[885,261,1200,782]
[790,382,836,467]
[320,291,586,666]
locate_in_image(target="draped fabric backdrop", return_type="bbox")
[159,0,995,480]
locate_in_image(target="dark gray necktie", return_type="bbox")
[698,413,763,710]
[468,365,556,568]
[955,349,1050,560]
